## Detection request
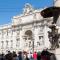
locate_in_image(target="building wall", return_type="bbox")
[0,4,52,53]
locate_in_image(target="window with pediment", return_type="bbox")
[37,36,44,46]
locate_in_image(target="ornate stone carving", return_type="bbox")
[23,3,34,15]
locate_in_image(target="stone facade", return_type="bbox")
[0,3,54,53]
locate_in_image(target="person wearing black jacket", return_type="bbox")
[5,51,13,60]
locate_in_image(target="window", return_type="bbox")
[6,40,9,48]
[37,42,40,46]
[6,30,8,36]
[38,36,44,45]
[1,41,4,49]
[11,40,13,48]
[39,36,43,40]
[29,41,31,47]
[16,38,20,47]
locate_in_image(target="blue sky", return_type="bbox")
[0,0,53,25]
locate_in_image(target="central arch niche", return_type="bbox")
[25,30,32,36]
[23,30,33,52]
[24,30,32,40]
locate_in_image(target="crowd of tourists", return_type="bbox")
[0,49,57,60]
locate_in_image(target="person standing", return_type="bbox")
[18,51,22,60]
[33,52,37,60]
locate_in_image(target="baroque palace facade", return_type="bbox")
[0,3,60,53]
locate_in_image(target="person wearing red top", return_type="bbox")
[33,52,37,60]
